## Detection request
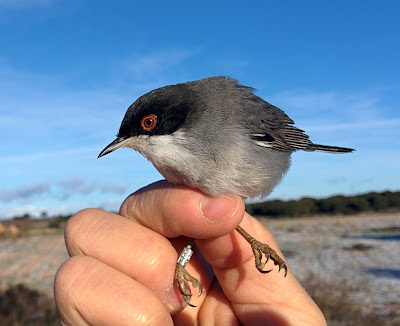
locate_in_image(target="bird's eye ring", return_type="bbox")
[140,114,157,131]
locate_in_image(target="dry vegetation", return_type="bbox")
[303,274,399,326]
[0,284,60,326]
[0,277,398,325]
[0,212,398,325]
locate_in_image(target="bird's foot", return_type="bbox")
[175,245,202,307]
[175,264,202,307]
[235,226,288,277]
[250,240,288,277]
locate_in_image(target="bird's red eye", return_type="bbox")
[140,114,157,131]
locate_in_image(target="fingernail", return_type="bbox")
[165,284,185,311]
[200,196,237,222]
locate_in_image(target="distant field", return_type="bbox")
[0,230,68,296]
[0,213,399,325]
[262,213,400,324]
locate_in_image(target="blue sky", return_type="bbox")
[1,1,399,219]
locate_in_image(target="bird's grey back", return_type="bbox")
[185,77,353,153]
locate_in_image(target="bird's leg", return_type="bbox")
[236,225,288,277]
[175,241,202,307]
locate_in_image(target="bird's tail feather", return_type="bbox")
[309,144,355,153]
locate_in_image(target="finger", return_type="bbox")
[119,180,245,239]
[54,256,173,326]
[117,182,324,323]
[64,208,191,313]
[196,280,240,326]
[118,180,244,314]
[196,213,326,325]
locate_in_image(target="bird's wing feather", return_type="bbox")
[247,100,313,151]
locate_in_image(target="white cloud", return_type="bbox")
[0,182,50,202]
[0,203,79,220]
[0,177,127,203]
[263,88,399,142]
[57,176,127,198]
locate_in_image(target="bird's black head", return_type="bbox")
[98,76,232,159]
[117,83,196,139]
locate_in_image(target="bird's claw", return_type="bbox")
[251,241,288,277]
[175,264,202,307]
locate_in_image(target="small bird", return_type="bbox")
[98,76,354,306]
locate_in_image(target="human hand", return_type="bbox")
[54,180,326,325]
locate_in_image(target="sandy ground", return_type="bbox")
[261,213,400,319]
[0,231,68,296]
[0,213,399,321]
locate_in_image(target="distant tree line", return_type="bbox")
[47,214,72,228]
[245,191,400,218]
[5,191,399,222]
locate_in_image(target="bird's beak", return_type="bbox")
[98,137,130,158]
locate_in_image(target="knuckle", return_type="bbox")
[54,256,91,312]
[65,208,99,236]
[64,208,104,255]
